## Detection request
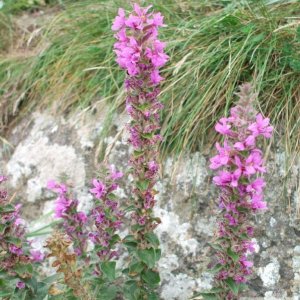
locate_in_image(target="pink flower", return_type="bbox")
[147,12,165,27]
[213,169,241,187]
[234,275,246,283]
[209,142,231,169]
[47,180,67,194]
[0,175,7,183]
[109,165,123,180]
[240,256,253,268]
[242,240,256,253]
[215,118,232,136]
[145,40,169,67]
[90,179,106,199]
[75,212,88,224]
[9,244,23,256]
[246,178,265,194]
[225,213,238,226]
[16,281,25,289]
[248,113,273,138]
[148,161,159,173]
[125,14,143,30]
[30,249,45,262]
[112,8,126,31]
[150,69,164,85]
[54,196,71,218]
[244,150,266,175]
[133,3,152,17]
[251,194,267,210]
[209,84,272,294]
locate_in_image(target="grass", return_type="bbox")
[1,0,300,163]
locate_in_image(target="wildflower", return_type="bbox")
[113,3,168,297]
[30,249,45,262]
[16,281,25,289]
[47,180,89,257]
[0,176,33,290]
[111,8,126,31]
[89,165,124,262]
[248,113,273,138]
[90,179,106,199]
[208,84,273,299]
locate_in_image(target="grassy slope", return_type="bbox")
[0,0,300,162]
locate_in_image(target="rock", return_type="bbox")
[1,110,300,299]
[258,258,281,288]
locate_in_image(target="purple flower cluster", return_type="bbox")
[0,176,30,289]
[89,165,124,263]
[47,180,89,256]
[113,3,168,230]
[209,84,273,298]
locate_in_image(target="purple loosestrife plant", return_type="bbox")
[89,164,124,282]
[47,180,89,257]
[113,4,168,299]
[0,175,43,297]
[205,84,273,300]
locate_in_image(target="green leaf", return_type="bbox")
[100,261,116,281]
[107,193,117,200]
[145,233,160,247]
[208,242,223,252]
[14,263,33,277]
[137,248,156,268]
[98,286,118,300]
[225,277,239,295]
[155,248,161,262]
[123,235,138,250]
[147,292,159,300]
[129,262,145,276]
[109,234,121,246]
[201,294,219,300]
[124,280,141,300]
[141,132,154,140]
[227,248,239,263]
[0,291,12,297]
[208,264,224,274]
[202,287,223,294]
[133,150,144,158]
[136,180,150,192]
[141,269,160,286]
[124,205,136,213]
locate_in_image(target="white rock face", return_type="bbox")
[258,258,281,288]
[2,111,300,299]
[7,113,86,202]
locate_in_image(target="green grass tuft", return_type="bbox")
[1,0,300,161]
